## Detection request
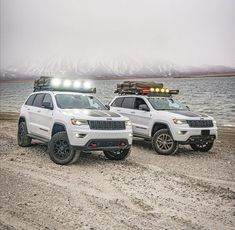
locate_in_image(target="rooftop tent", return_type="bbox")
[114,81,178,96]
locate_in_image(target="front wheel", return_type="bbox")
[152,129,178,155]
[103,148,131,160]
[190,142,214,152]
[48,131,77,165]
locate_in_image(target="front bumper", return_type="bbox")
[72,138,131,151]
[171,126,217,142]
[67,127,132,147]
[179,135,216,145]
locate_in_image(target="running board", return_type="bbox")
[27,134,49,143]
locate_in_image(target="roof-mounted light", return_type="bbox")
[114,81,179,96]
[34,76,96,93]
[51,78,62,87]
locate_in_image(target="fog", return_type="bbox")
[1,0,235,70]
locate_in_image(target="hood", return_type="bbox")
[60,109,122,119]
[168,110,208,118]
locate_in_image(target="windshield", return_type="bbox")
[55,94,107,110]
[148,97,186,110]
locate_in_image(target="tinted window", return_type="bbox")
[111,97,124,107]
[134,98,148,110]
[42,94,53,108]
[25,94,36,106]
[122,97,135,109]
[33,94,45,107]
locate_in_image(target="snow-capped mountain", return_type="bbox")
[0,56,179,79]
[0,55,234,80]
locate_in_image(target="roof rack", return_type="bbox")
[114,81,179,96]
[34,76,96,93]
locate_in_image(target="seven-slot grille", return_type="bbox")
[187,120,213,128]
[88,120,125,130]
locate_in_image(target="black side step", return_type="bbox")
[27,134,49,143]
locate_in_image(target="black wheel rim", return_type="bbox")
[156,134,173,151]
[53,140,71,160]
[18,123,25,143]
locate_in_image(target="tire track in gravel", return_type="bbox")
[1,120,235,229]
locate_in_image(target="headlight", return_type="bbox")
[125,120,132,126]
[173,118,187,125]
[71,118,88,126]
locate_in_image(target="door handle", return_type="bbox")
[37,110,41,113]
[131,111,135,114]
[117,110,121,112]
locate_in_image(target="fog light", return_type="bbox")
[75,133,86,138]
[177,131,187,135]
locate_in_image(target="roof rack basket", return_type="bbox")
[115,81,164,95]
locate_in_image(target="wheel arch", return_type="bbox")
[151,122,173,137]
[52,122,67,137]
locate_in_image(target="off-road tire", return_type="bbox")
[48,131,76,165]
[103,147,131,160]
[190,141,214,152]
[152,129,178,155]
[18,121,32,147]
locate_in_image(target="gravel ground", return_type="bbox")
[0,119,235,230]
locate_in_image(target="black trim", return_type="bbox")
[179,135,216,145]
[72,138,130,151]
[27,134,49,143]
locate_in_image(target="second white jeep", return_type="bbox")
[109,81,217,155]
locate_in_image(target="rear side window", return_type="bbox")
[33,94,45,107]
[25,94,36,106]
[122,97,135,109]
[111,97,124,107]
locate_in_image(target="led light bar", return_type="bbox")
[115,81,179,96]
[34,76,96,93]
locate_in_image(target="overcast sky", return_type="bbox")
[0,0,235,69]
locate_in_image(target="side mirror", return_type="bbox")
[186,105,190,111]
[105,105,110,110]
[139,104,150,111]
[42,102,53,110]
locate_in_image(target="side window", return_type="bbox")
[134,98,149,110]
[42,94,53,108]
[33,93,45,107]
[111,97,124,107]
[25,94,36,106]
[122,97,135,109]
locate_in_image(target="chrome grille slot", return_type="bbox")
[88,120,125,130]
[187,120,213,128]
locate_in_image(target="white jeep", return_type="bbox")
[18,77,132,165]
[109,81,217,155]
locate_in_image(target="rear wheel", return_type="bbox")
[103,148,131,160]
[48,131,76,165]
[18,121,32,147]
[190,142,214,152]
[152,129,178,155]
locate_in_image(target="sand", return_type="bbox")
[0,113,234,230]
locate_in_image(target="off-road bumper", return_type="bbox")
[72,138,131,151]
[171,126,217,142]
[67,127,132,150]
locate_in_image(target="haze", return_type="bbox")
[1,0,235,71]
